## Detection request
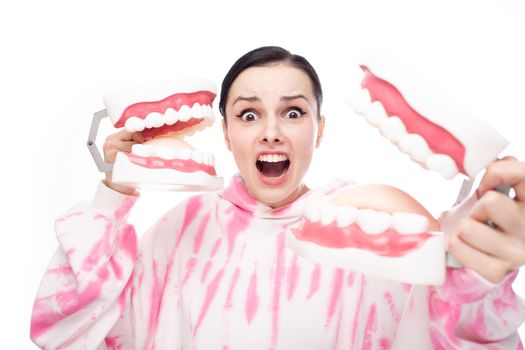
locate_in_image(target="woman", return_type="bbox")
[31,46,525,349]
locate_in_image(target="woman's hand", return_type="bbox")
[102,129,144,195]
[447,156,525,283]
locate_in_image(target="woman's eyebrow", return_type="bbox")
[280,94,308,102]
[232,96,260,106]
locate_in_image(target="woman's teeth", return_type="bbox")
[257,154,289,162]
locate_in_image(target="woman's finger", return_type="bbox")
[469,190,525,236]
[457,217,525,265]
[478,158,525,200]
[447,234,512,283]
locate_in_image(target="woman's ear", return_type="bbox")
[316,116,325,148]
[222,120,232,151]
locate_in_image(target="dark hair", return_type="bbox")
[219,46,323,123]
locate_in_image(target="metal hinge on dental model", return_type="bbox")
[87,109,114,173]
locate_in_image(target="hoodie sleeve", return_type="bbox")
[428,194,525,349]
[428,267,525,349]
[30,181,139,349]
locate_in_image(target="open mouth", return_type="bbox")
[256,154,290,178]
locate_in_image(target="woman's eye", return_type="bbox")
[239,111,259,122]
[285,108,306,119]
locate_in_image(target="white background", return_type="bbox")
[1,0,524,348]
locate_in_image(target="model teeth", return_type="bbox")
[398,134,431,163]
[349,88,460,179]
[320,202,338,226]
[336,205,358,228]
[257,154,289,162]
[131,144,214,166]
[364,101,388,127]
[303,198,430,235]
[305,197,322,223]
[425,154,458,180]
[379,116,406,143]
[124,103,214,133]
[356,209,392,234]
[191,103,203,119]
[392,213,428,234]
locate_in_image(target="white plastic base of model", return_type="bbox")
[286,231,445,285]
[111,152,223,191]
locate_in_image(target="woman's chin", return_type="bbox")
[250,170,306,208]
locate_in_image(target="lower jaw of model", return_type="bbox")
[287,194,445,285]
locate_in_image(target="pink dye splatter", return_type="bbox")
[383,291,400,323]
[193,213,211,255]
[181,257,198,287]
[269,234,286,350]
[55,211,83,223]
[174,196,203,252]
[246,266,259,324]
[222,176,258,207]
[379,337,392,350]
[31,277,106,338]
[428,291,461,346]
[466,304,489,339]
[201,261,212,283]
[286,255,300,300]
[350,275,366,347]
[493,274,520,320]
[325,268,344,328]
[114,197,135,221]
[225,268,241,309]
[194,268,225,337]
[225,206,252,258]
[147,261,162,337]
[45,265,73,275]
[83,221,112,271]
[362,304,377,350]
[429,326,455,350]
[119,272,134,311]
[210,238,222,258]
[332,310,343,350]
[105,335,123,349]
[307,264,321,300]
[347,271,355,287]
[109,257,122,280]
[120,225,137,260]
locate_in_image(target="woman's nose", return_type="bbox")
[260,116,283,144]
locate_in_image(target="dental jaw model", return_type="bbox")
[288,53,509,285]
[348,53,508,180]
[89,78,223,191]
[288,191,445,285]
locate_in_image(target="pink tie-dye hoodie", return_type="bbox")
[31,175,525,349]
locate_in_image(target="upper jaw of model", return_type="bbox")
[104,77,216,140]
[103,77,222,190]
[348,52,508,180]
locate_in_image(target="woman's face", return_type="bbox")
[223,63,324,208]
